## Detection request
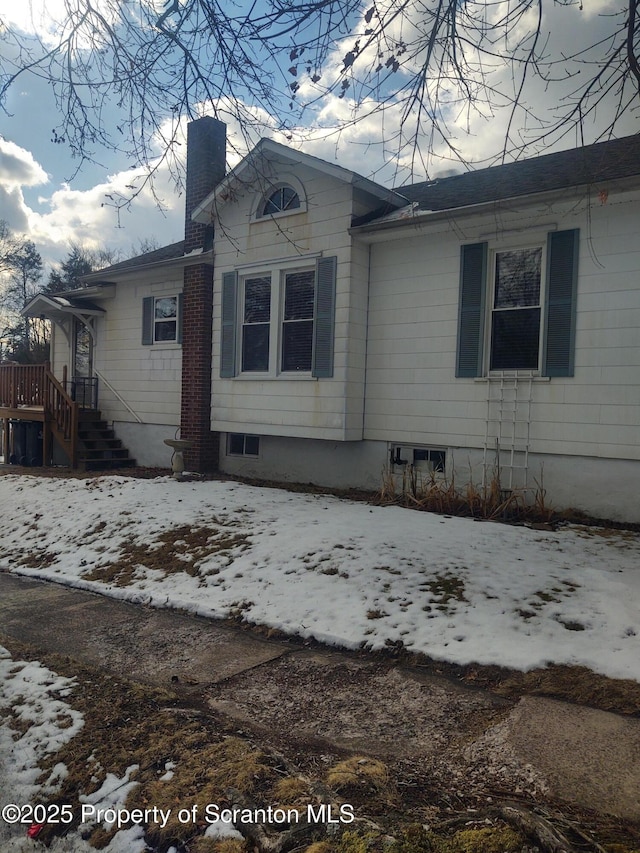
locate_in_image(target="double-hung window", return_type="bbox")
[142,294,183,345]
[282,270,315,371]
[456,229,579,378]
[220,256,337,379]
[242,276,271,371]
[490,247,542,371]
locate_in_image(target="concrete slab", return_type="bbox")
[496,696,640,821]
[0,572,288,688]
[207,648,510,759]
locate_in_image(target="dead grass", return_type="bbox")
[0,636,274,850]
[326,757,390,795]
[2,635,640,852]
[273,776,311,804]
[495,664,640,715]
[82,523,251,587]
[379,466,554,524]
[423,574,467,611]
[16,549,58,569]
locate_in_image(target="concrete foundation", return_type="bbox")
[113,421,179,470]
[219,432,640,522]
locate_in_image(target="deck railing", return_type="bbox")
[44,368,78,467]
[0,363,46,408]
[0,362,78,467]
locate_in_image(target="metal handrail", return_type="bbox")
[94,368,143,423]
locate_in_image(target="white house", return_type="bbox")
[12,118,640,522]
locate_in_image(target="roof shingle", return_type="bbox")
[395,135,640,211]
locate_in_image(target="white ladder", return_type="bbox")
[483,372,534,491]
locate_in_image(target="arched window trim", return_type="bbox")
[253,176,307,220]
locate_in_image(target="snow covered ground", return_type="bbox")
[0,472,639,682]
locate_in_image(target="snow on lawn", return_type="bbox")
[1,473,639,681]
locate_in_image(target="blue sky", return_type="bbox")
[0,0,638,272]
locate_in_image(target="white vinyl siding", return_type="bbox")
[92,272,183,426]
[364,193,640,461]
[213,164,365,440]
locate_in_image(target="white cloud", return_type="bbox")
[0,138,48,187]
[0,0,135,44]
[0,135,182,267]
[1,0,637,266]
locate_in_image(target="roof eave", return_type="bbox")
[350,176,640,239]
[82,249,213,282]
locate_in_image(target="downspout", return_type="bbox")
[361,242,372,440]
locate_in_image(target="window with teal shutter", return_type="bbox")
[142,295,181,345]
[456,231,578,377]
[456,242,487,377]
[543,229,579,377]
[220,271,238,377]
[222,257,337,378]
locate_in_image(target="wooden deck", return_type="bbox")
[0,363,78,467]
[0,405,45,421]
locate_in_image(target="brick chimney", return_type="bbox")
[180,116,226,472]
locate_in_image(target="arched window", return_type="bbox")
[261,185,300,216]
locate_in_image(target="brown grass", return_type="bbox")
[0,636,274,850]
[379,466,553,523]
[326,757,390,794]
[495,664,640,715]
[2,635,640,852]
[82,523,251,586]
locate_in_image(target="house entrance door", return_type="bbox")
[72,320,97,408]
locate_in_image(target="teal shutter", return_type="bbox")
[177,292,184,344]
[456,242,487,377]
[220,271,238,378]
[142,296,154,345]
[543,229,579,377]
[312,255,337,378]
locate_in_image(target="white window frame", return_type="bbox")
[237,259,317,377]
[252,176,307,221]
[153,295,179,344]
[486,241,547,375]
[227,433,260,457]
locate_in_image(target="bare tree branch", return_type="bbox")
[0,0,638,194]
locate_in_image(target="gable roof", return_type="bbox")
[191,137,408,223]
[395,134,640,212]
[80,134,640,278]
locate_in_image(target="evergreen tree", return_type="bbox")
[1,234,45,362]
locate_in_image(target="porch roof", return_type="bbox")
[22,293,106,325]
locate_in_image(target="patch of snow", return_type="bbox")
[1,474,639,681]
[0,645,144,853]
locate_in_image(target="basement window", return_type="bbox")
[389,446,447,474]
[413,448,446,473]
[228,433,260,457]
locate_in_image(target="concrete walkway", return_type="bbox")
[1,571,640,822]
